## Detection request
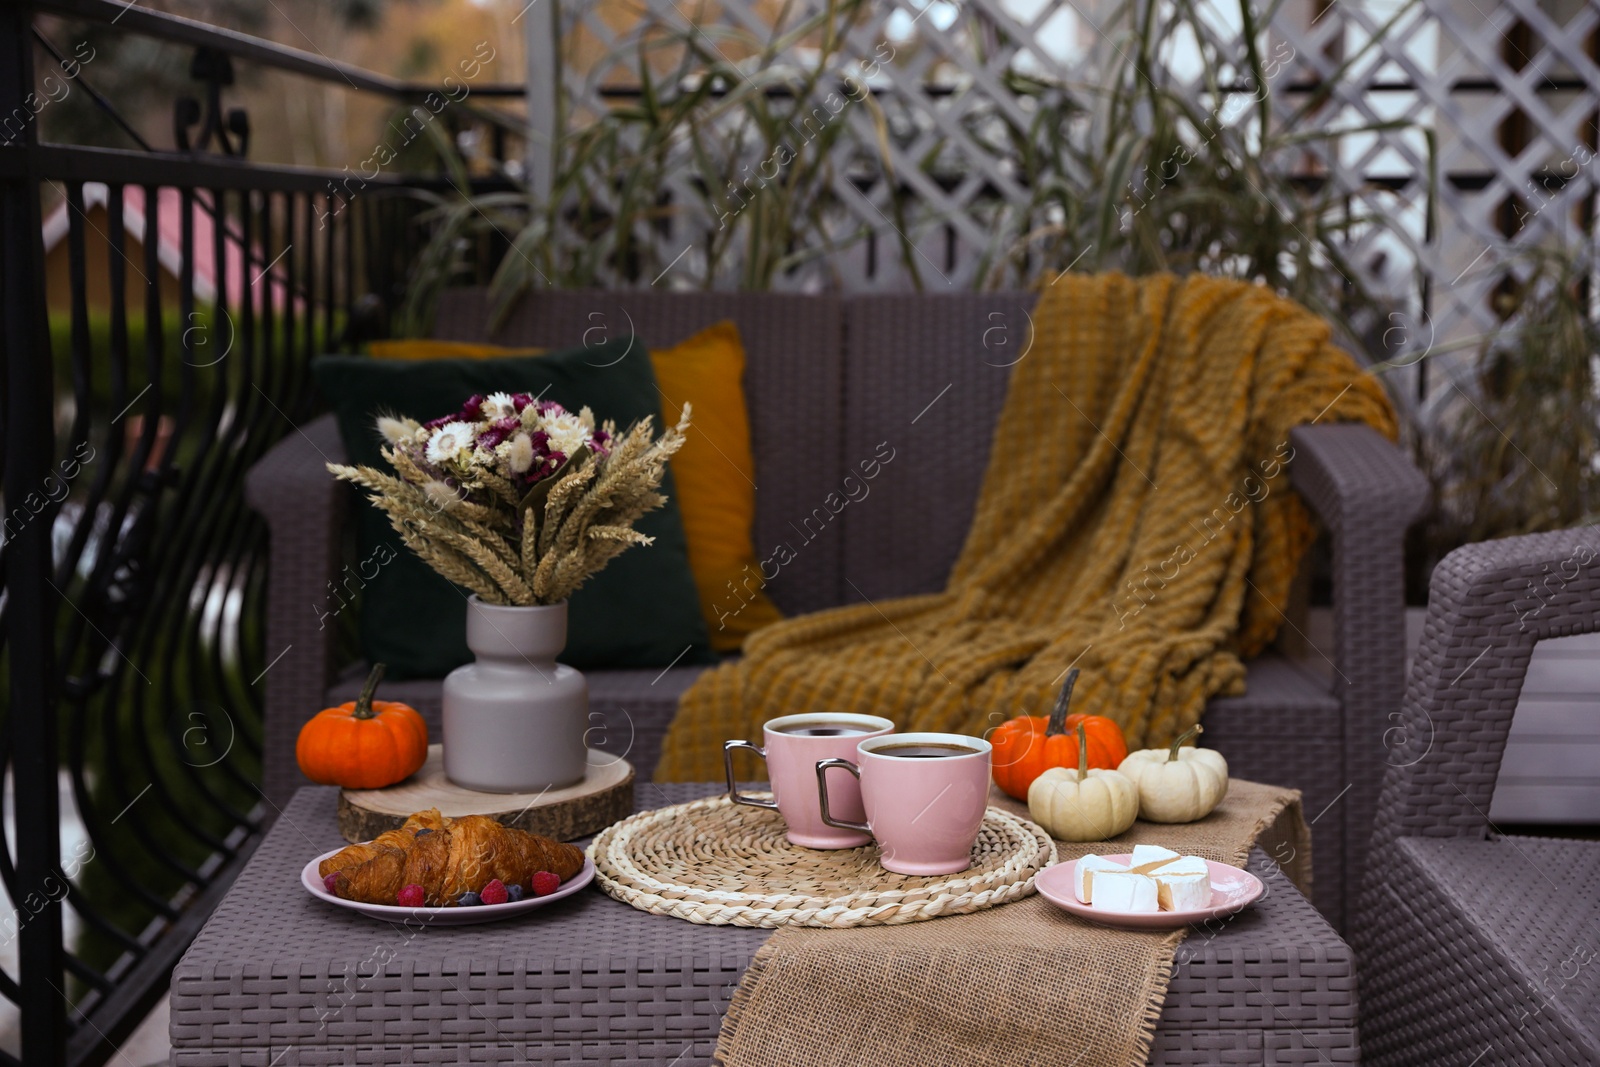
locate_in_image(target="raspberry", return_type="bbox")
[480,879,508,906]
[505,884,525,902]
[531,871,561,897]
[396,884,425,908]
[322,873,339,896]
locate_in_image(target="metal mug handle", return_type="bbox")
[724,740,779,810]
[815,758,870,832]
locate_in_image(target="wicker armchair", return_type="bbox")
[1357,525,1600,1065]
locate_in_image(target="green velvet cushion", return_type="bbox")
[313,338,713,679]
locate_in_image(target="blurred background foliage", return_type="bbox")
[398,0,1599,591]
[33,0,525,168]
[1418,250,1600,575]
[29,0,1600,640]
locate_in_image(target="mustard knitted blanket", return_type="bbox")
[656,272,1396,780]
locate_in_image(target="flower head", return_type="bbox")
[481,392,517,420]
[476,417,522,451]
[507,433,535,474]
[376,415,421,445]
[541,410,591,457]
[426,421,477,465]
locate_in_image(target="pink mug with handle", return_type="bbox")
[723,712,895,849]
[815,732,993,875]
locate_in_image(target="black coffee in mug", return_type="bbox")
[877,742,978,758]
[778,722,874,737]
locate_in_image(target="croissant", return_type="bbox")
[318,808,451,879]
[331,813,584,906]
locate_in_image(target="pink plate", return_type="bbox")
[1035,853,1265,929]
[301,846,595,926]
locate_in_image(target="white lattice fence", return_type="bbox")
[1264,0,1600,410]
[553,0,1600,404]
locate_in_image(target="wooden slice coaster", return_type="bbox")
[338,744,634,844]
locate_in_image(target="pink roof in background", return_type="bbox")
[41,183,294,310]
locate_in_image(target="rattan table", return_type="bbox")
[170,785,1358,1065]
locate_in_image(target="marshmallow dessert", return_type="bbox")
[1092,870,1159,912]
[1074,846,1215,912]
[1129,844,1180,871]
[1074,854,1130,903]
[1156,872,1211,911]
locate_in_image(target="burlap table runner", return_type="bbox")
[715,778,1308,1067]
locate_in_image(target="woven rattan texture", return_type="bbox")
[1362,837,1599,1066]
[173,785,1356,1064]
[1367,526,1600,853]
[1286,423,1430,929]
[171,1040,718,1065]
[1200,655,1343,917]
[171,1028,1359,1066]
[1166,851,1356,1035]
[433,288,846,619]
[1356,526,1600,1066]
[246,292,1428,927]
[840,292,1031,602]
[245,413,348,810]
[1145,1030,1360,1064]
[590,795,1054,927]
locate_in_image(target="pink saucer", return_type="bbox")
[1035,853,1265,929]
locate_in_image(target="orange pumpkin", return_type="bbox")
[296,664,428,789]
[989,668,1128,800]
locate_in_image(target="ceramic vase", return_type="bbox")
[442,597,588,792]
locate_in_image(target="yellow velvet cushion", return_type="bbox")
[368,323,783,652]
[368,339,542,359]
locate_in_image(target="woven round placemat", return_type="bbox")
[588,793,1057,928]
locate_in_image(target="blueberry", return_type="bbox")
[414,828,434,837]
[505,884,525,902]
[456,891,481,907]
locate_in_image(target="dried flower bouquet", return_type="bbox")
[328,392,690,605]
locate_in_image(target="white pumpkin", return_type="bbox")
[1027,724,1139,841]
[1119,724,1229,823]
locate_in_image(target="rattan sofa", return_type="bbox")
[1356,525,1600,1064]
[244,287,1428,928]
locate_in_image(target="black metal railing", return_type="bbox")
[0,3,522,1063]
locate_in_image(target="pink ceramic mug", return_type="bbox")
[723,712,895,849]
[815,732,993,875]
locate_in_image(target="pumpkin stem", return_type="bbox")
[1167,724,1202,762]
[353,663,386,720]
[1075,722,1089,782]
[1046,667,1080,736]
